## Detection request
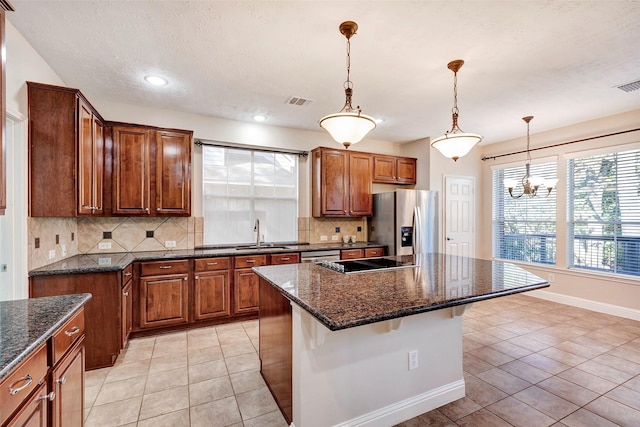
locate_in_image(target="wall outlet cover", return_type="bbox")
[98,257,112,266]
[331,235,339,241]
[408,350,419,370]
[98,242,112,250]
[48,250,56,260]
[165,240,177,248]
[320,235,328,241]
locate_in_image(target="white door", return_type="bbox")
[444,176,475,259]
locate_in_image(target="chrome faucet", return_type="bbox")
[254,219,260,247]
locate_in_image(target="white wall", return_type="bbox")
[478,109,640,316]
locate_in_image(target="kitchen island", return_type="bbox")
[254,253,549,427]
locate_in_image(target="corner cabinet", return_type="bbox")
[111,123,192,216]
[311,147,373,217]
[372,155,417,185]
[28,82,106,217]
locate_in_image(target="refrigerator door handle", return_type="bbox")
[414,206,422,254]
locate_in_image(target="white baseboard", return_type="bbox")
[529,289,640,321]
[332,380,465,427]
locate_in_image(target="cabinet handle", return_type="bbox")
[82,205,92,209]
[123,291,129,297]
[157,208,161,212]
[159,266,172,269]
[195,276,199,279]
[144,208,150,213]
[206,262,218,265]
[124,272,132,277]
[9,375,33,395]
[37,391,56,402]
[64,326,81,337]
[280,257,290,261]
[245,260,255,263]
[57,376,67,385]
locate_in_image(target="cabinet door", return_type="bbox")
[194,271,230,320]
[112,126,151,215]
[77,101,93,215]
[318,149,349,216]
[121,280,132,348]
[51,340,84,427]
[139,273,189,328]
[372,155,396,183]
[234,268,259,314]
[348,152,373,216]
[92,117,105,214]
[396,158,416,184]
[5,381,48,427]
[155,130,191,215]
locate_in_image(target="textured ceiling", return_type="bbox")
[8,1,640,145]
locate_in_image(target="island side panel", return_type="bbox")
[258,277,292,424]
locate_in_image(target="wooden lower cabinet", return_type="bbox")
[194,271,230,320]
[121,280,133,348]
[5,382,48,427]
[234,269,260,315]
[139,273,189,328]
[51,339,85,427]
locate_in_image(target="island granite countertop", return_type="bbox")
[253,253,550,331]
[28,242,385,276]
[0,294,92,381]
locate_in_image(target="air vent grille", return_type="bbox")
[286,96,314,106]
[616,79,640,93]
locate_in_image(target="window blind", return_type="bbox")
[568,148,640,276]
[202,146,298,245]
[492,162,557,265]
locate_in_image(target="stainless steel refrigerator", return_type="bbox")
[369,189,438,256]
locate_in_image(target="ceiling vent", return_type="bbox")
[616,79,640,93]
[286,96,314,106]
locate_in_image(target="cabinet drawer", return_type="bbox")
[364,248,384,258]
[195,257,230,272]
[122,264,133,283]
[140,260,189,276]
[270,253,300,265]
[52,308,85,365]
[0,344,48,423]
[234,255,267,269]
[341,249,364,260]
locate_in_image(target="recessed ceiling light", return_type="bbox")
[144,75,168,86]
[375,118,384,124]
[253,115,267,122]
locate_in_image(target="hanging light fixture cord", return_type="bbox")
[342,25,358,113]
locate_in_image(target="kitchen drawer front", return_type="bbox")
[140,260,189,276]
[195,257,230,272]
[52,308,85,365]
[364,247,384,258]
[0,343,48,423]
[270,253,300,265]
[122,264,133,283]
[341,249,364,260]
[234,255,267,269]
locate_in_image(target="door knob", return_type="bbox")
[446,237,453,241]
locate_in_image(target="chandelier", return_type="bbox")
[431,59,482,161]
[319,21,376,149]
[504,116,558,198]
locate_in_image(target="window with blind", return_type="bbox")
[492,162,557,265]
[568,147,640,276]
[202,146,298,245]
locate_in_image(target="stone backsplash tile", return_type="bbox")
[28,217,78,270]
[307,217,368,244]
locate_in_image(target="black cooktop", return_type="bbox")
[319,257,417,274]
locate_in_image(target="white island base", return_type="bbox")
[290,303,468,427]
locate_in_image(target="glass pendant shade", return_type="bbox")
[319,112,376,148]
[430,131,483,162]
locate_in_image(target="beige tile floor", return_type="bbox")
[84,294,640,426]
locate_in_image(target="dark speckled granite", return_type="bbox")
[0,294,92,381]
[28,243,385,276]
[253,253,549,331]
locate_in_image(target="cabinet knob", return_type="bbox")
[145,208,150,213]
[245,260,255,263]
[123,292,129,297]
[195,276,199,279]
[281,257,290,261]
[57,376,67,385]
[157,208,161,212]
[183,277,188,281]
[37,391,56,402]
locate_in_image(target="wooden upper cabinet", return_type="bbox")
[111,124,192,216]
[372,155,417,185]
[28,82,106,217]
[112,125,151,215]
[155,130,191,215]
[311,147,372,217]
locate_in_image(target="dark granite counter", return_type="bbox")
[253,253,549,331]
[0,294,92,381]
[29,242,385,276]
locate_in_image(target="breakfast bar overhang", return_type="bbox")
[254,254,549,427]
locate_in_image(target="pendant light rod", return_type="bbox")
[482,127,640,161]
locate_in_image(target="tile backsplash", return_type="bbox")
[304,217,368,243]
[29,217,78,270]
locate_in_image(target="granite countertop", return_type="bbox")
[253,253,550,331]
[0,294,92,381]
[28,242,385,276]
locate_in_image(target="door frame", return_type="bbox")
[442,174,476,259]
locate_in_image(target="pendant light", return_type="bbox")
[504,116,559,198]
[431,60,482,161]
[319,21,376,149]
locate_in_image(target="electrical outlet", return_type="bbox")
[48,250,56,260]
[98,242,111,250]
[61,244,67,256]
[548,273,555,283]
[98,257,112,266]
[165,240,177,248]
[320,235,328,241]
[331,235,339,241]
[408,350,419,370]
